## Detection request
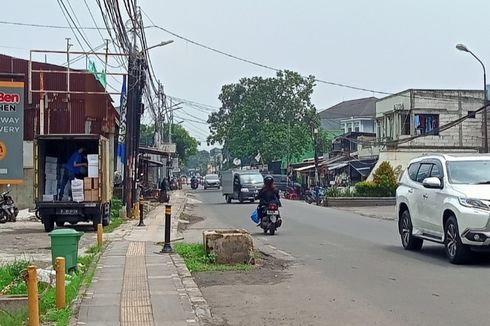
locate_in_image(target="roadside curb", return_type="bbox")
[170,253,212,324]
[67,243,105,326]
[169,191,212,325]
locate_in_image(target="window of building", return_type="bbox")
[355,127,360,132]
[400,112,411,135]
[415,114,439,135]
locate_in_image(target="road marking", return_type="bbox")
[276,249,293,258]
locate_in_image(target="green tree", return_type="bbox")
[207,70,318,162]
[185,150,210,175]
[139,124,155,146]
[140,123,199,164]
[164,123,199,164]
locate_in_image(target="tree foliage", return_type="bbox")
[207,70,319,162]
[140,123,198,164]
[167,124,199,164]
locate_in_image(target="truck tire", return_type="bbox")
[226,195,231,204]
[93,214,102,231]
[102,203,111,227]
[44,217,54,232]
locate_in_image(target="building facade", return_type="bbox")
[376,89,484,150]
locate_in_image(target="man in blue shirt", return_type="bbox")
[58,145,87,200]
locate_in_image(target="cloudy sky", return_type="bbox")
[2,0,490,149]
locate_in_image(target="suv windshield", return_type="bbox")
[447,160,490,184]
[240,174,263,184]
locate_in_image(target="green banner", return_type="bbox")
[87,59,106,87]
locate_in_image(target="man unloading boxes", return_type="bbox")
[59,144,87,201]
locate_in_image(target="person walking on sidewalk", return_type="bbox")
[59,144,87,200]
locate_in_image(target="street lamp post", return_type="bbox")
[456,43,488,153]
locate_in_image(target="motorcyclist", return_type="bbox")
[257,175,281,225]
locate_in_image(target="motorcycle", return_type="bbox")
[0,185,19,223]
[191,179,199,190]
[304,187,325,205]
[259,202,282,235]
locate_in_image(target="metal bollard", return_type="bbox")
[161,204,172,253]
[55,257,65,308]
[138,198,145,226]
[27,265,39,326]
[97,223,103,247]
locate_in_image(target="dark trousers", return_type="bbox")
[59,169,75,200]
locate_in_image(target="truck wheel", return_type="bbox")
[44,217,54,232]
[93,214,102,231]
[226,195,231,204]
[56,221,65,227]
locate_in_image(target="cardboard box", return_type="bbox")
[45,156,58,164]
[88,165,98,178]
[42,194,55,201]
[92,177,99,189]
[91,189,99,201]
[87,154,98,163]
[83,189,98,202]
[84,178,92,190]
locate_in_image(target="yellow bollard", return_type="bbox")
[97,223,103,247]
[27,265,39,326]
[55,257,65,309]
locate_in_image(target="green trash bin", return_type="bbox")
[49,229,83,271]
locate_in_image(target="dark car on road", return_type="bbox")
[204,174,221,189]
[261,174,291,192]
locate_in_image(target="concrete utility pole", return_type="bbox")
[66,38,72,133]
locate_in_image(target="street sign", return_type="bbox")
[0,81,24,184]
[172,158,179,169]
[159,143,176,153]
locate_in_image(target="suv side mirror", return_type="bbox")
[423,177,442,189]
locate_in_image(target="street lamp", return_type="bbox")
[456,43,488,153]
[144,40,174,52]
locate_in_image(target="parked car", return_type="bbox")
[204,174,221,189]
[396,154,490,264]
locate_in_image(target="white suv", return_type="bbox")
[397,154,490,264]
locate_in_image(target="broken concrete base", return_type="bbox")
[203,229,254,264]
[0,295,28,313]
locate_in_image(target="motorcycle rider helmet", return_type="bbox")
[264,175,274,186]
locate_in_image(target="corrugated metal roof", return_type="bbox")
[319,97,378,119]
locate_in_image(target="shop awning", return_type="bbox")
[351,166,371,176]
[139,146,171,156]
[294,164,316,172]
[328,162,348,170]
[140,157,164,166]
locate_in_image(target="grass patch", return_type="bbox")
[0,260,29,292]
[0,245,102,326]
[174,243,253,272]
[104,198,124,233]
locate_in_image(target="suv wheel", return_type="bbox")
[444,215,471,264]
[399,210,423,251]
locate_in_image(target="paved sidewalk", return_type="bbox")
[75,192,208,326]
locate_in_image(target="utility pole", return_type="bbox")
[66,38,72,133]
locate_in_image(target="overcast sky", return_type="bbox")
[2,1,490,150]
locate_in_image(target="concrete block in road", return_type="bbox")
[203,229,254,264]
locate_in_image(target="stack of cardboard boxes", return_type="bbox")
[84,177,99,202]
[43,156,59,201]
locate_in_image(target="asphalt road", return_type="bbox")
[188,188,490,326]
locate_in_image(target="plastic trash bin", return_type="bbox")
[49,229,83,271]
